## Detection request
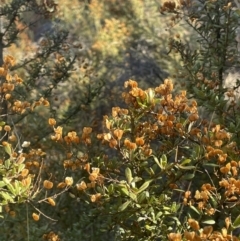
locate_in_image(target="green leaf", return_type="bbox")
[137,217,147,222]
[201,219,215,225]
[159,194,167,202]
[14,181,20,196]
[125,167,133,184]
[160,154,167,169]
[140,161,148,167]
[180,159,192,165]
[3,144,12,156]
[119,185,137,201]
[172,189,185,193]
[209,194,218,208]
[118,200,131,212]
[128,192,137,201]
[137,192,145,204]
[136,180,152,194]
[17,164,25,173]
[203,163,219,167]
[136,97,147,108]
[177,164,195,170]
[190,205,200,215]
[233,214,240,228]
[3,177,10,184]
[108,184,114,194]
[192,145,201,158]
[171,202,180,212]
[69,192,76,199]
[131,177,142,183]
[145,225,155,231]
[182,173,195,180]
[156,211,162,220]
[4,159,11,169]
[0,191,14,203]
[96,186,104,195]
[149,167,155,176]
[0,181,6,188]
[170,216,181,226]
[119,186,129,196]
[3,178,16,196]
[0,121,5,126]
[152,155,161,169]
[131,177,142,188]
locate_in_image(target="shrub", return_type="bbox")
[1,0,240,241]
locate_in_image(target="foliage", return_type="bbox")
[57,78,240,240]
[0,0,103,240]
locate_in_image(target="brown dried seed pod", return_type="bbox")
[43,180,53,189]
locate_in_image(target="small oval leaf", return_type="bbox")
[181,159,192,165]
[125,167,133,184]
[233,214,240,228]
[118,200,131,212]
[136,180,152,194]
[201,219,215,225]
[190,205,200,215]
[178,165,195,170]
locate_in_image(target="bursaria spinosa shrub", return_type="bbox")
[0,56,74,240]
[2,0,240,240]
[160,0,240,123]
[51,78,240,240]
[1,56,240,240]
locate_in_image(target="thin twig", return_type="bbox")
[26,203,30,241]
[28,200,57,222]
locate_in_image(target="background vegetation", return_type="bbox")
[1,0,240,240]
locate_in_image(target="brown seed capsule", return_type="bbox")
[9,211,16,217]
[21,169,29,177]
[32,213,40,221]
[188,113,199,122]
[5,93,11,100]
[76,181,87,191]
[43,180,53,189]
[48,118,56,126]
[47,198,56,206]
[135,137,145,146]
[65,177,73,186]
